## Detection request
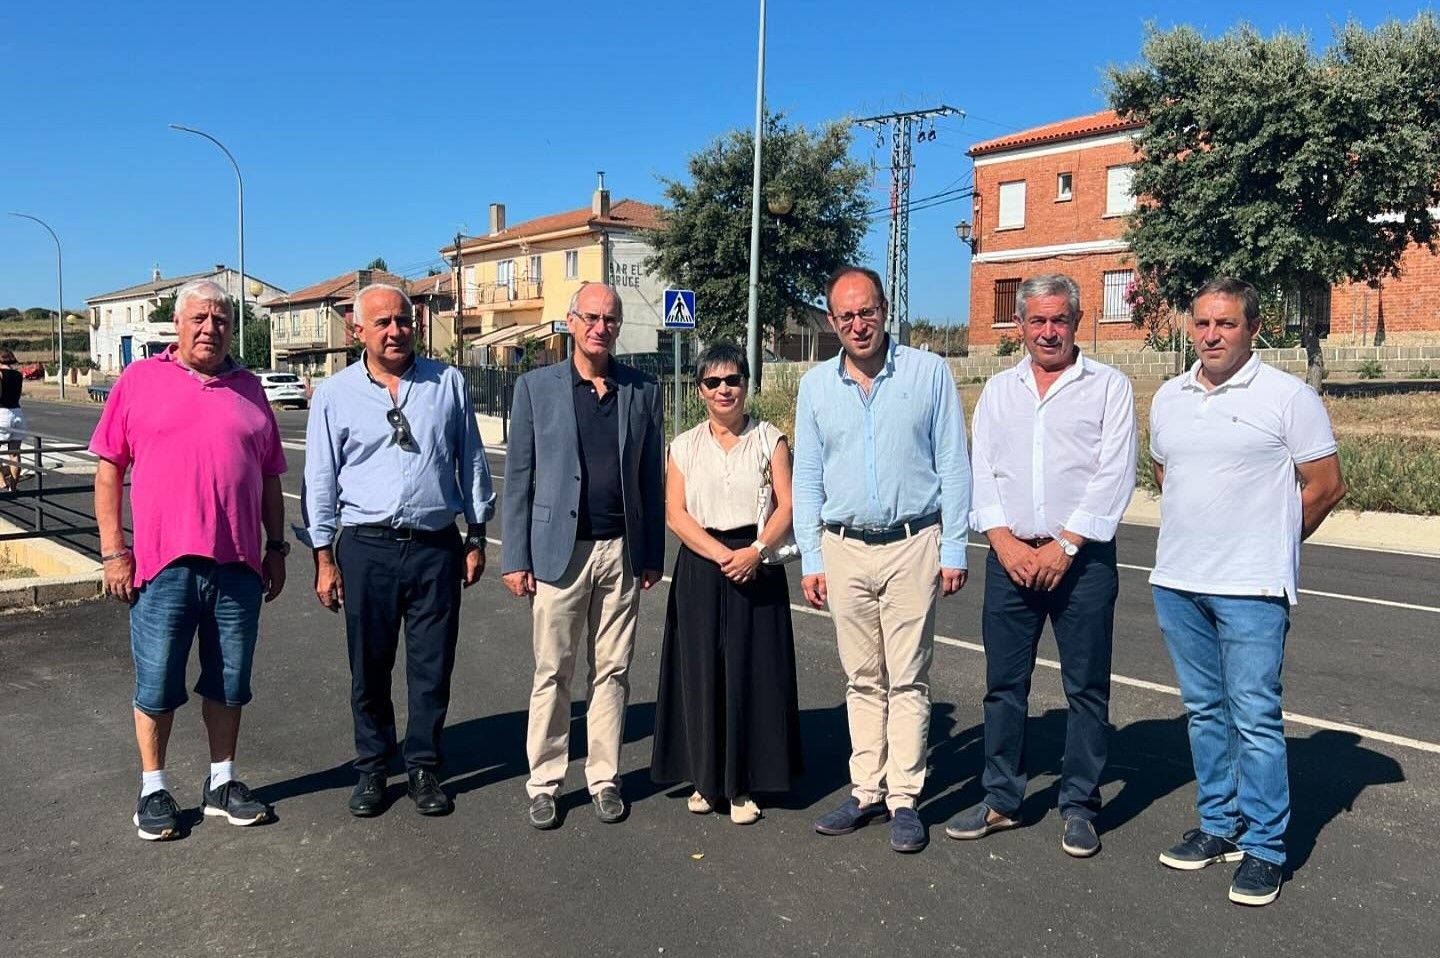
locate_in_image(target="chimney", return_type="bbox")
[152,264,162,281]
[356,269,373,290]
[215,263,225,273]
[592,170,611,218]
[489,203,506,236]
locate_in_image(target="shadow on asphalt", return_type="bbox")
[917,708,1406,874]
[253,699,1405,877]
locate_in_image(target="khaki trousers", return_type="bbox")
[821,526,940,811]
[525,537,640,798]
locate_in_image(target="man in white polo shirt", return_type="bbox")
[945,274,1136,860]
[1149,277,1346,907]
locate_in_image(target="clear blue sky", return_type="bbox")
[1,1,1430,326]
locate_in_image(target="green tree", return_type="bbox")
[646,112,870,348]
[1108,15,1440,386]
[232,298,269,368]
[365,257,388,271]
[148,296,175,324]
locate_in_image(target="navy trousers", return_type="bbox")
[335,527,463,774]
[980,540,1118,820]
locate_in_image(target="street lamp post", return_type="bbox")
[744,0,767,393]
[170,124,247,362]
[9,212,66,399]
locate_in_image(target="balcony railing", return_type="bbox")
[462,279,542,307]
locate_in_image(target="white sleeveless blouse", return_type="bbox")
[669,417,785,531]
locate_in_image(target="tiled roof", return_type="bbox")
[968,110,1142,157]
[87,270,214,304]
[442,199,664,255]
[263,269,408,308]
[88,266,286,304]
[407,272,452,296]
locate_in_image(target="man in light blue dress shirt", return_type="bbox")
[795,266,972,854]
[304,283,495,819]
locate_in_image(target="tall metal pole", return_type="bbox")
[744,0,767,392]
[10,213,65,399]
[854,106,964,346]
[170,124,247,363]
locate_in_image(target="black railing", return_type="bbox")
[0,434,124,558]
[457,365,530,443]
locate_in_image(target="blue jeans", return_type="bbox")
[1152,586,1291,867]
[130,557,263,715]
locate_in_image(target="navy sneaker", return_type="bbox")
[1159,828,1244,871]
[813,796,887,836]
[134,789,181,841]
[1229,855,1283,906]
[1061,816,1101,858]
[944,801,1020,841]
[201,777,273,826]
[889,808,928,853]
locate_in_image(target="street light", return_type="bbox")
[170,124,247,362]
[955,220,979,254]
[745,0,767,392]
[9,212,66,399]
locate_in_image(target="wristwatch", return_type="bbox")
[465,528,487,550]
[266,539,291,557]
[751,539,772,562]
[1056,535,1079,558]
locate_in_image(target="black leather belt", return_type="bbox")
[823,511,941,546]
[1019,536,1054,548]
[349,524,453,543]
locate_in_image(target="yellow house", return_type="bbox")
[439,177,665,365]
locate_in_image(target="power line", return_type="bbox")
[853,105,965,342]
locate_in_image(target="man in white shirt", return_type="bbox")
[1149,277,1345,907]
[945,274,1136,859]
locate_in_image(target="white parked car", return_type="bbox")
[255,370,309,409]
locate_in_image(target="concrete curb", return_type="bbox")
[1123,492,1440,558]
[0,571,104,612]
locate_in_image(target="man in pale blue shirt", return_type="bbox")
[795,266,971,854]
[304,283,495,819]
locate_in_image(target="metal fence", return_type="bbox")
[0,434,125,558]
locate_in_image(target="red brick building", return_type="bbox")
[966,110,1440,351]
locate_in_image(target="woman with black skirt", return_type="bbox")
[650,343,802,824]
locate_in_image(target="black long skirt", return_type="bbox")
[650,525,803,801]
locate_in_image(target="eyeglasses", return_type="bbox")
[386,407,415,448]
[569,311,622,329]
[831,305,884,326]
[700,374,746,390]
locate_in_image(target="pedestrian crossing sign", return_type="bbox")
[663,289,696,329]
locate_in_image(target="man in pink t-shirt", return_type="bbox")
[90,279,288,842]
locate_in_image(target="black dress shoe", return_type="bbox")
[407,769,454,816]
[348,772,387,818]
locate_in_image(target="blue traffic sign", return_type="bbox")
[663,288,696,329]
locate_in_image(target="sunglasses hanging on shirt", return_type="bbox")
[386,407,415,449]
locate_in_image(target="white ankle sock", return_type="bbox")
[141,769,168,798]
[209,760,235,789]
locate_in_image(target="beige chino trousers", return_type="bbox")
[821,526,941,811]
[525,537,640,798]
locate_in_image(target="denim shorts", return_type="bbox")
[130,557,263,715]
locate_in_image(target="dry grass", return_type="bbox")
[751,376,1440,516]
[0,558,37,580]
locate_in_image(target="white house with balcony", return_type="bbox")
[86,265,286,373]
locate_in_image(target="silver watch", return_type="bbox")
[1056,535,1079,558]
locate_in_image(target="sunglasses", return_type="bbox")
[700,374,746,390]
[386,407,415,448]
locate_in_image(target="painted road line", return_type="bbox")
[457,530,1440,757]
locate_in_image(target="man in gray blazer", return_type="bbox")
[502,282,665,830]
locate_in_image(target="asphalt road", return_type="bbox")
[2,398,1437,957]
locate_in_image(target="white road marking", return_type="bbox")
[424,531,1440,758]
